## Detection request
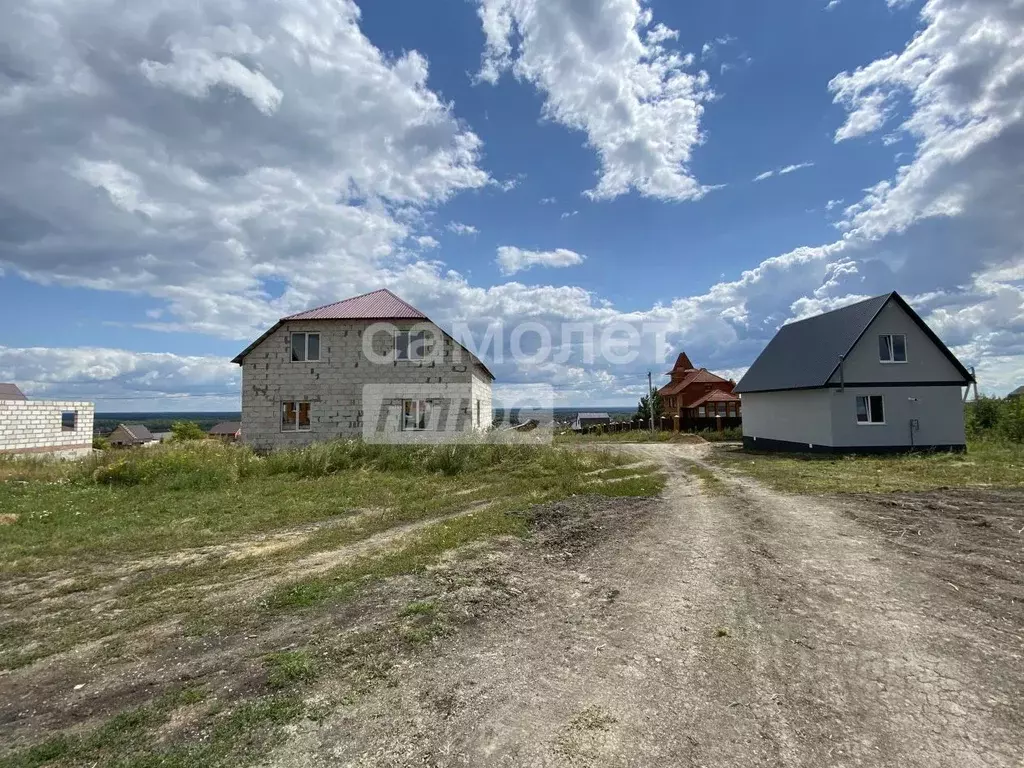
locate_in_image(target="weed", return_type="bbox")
[399,600,437,618]
[715,627,731,638]
[264,650,318,689]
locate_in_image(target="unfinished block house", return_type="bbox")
[0,383,95,459]
[232,289,494,450]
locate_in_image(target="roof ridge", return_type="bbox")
[281,287,426,321]
[782,292,893,328]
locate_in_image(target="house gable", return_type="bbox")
[829,298,968,385]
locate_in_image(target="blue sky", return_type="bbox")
[0,0,1021,408]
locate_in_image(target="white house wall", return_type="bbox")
[740,389,834,449]
[829,385,966,449]
[0,399,95,458]
[829,301,964,385]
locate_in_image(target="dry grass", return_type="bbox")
[709,440,1024,494]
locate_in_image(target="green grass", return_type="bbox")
[265,507,528,611]
[710,439,1024,493]
[264,650,318,689]
[0,439,664,767]
[0,440,645,572]
[681,461,728,495]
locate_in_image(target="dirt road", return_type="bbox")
[274,443,1024,767]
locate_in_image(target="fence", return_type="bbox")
[574,415,742,436]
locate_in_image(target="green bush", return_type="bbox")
[170,421,206,442]
[92,436,110,451]
[1000,397,1024,443]
[965,396,1024,443]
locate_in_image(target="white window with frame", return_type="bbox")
[878,333,907,363]
[395,330,431,361]
[290,332,320,362]
[856,395,885,425]
[281,401,311,432]
[402,399,432,431]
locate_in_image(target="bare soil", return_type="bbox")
[4,446,1023,767]
[269,444,1024,767]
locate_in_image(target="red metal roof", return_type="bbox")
[284,289,427,321]
[232,289,495,379]
[689,389,741,407]
[659,368,731,396]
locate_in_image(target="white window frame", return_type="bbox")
[856,395,886,425]
[878,333,907,364]
[290,332,321,363]
[395,330,430,362]
[281,401,312,432]
[402,399,432,431]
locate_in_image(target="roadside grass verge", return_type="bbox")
[0,439,663,668]
[0,440,644,571]
[0,440,664,768]
[709,439,1024,493]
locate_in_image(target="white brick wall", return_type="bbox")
[240,320,493,450]
[0,400,95,459]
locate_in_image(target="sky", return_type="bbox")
[0,0,1022,410]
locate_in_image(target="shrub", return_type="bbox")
[92,436,110,451]
[170,421,206,442]
[1000,397,1024,443]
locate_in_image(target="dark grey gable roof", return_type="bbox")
[735,292,973,394]
[120,423,155,442]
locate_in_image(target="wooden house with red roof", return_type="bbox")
[658,352,741,423]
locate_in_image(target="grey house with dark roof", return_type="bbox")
[108,423,158,447]
[735,292,973,453]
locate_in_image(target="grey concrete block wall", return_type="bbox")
[239,320,493,450]
[0,400,95,458]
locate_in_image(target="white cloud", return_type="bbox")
[496,246,586,275]
[560,210,578,219]
[475,0,716,202]
[0,0,490,339]
[446,222,479,236]
[0,347,239,409]
[825,198,845,211]
[2,0,1024,407]
[539,197,557,204]
[415,235,440,250]
[701,35,736,60]
[752,161,815,182]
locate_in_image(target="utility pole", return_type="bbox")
[648,370,655,434]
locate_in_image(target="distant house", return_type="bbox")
[232,289,494,449]
[0,384,94,459]
[0,383,26,401]
[108,423,158,448]
[209,421,242,440]
[735,291,974,453]
[572,412,611,431]
[658,352,741,420]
